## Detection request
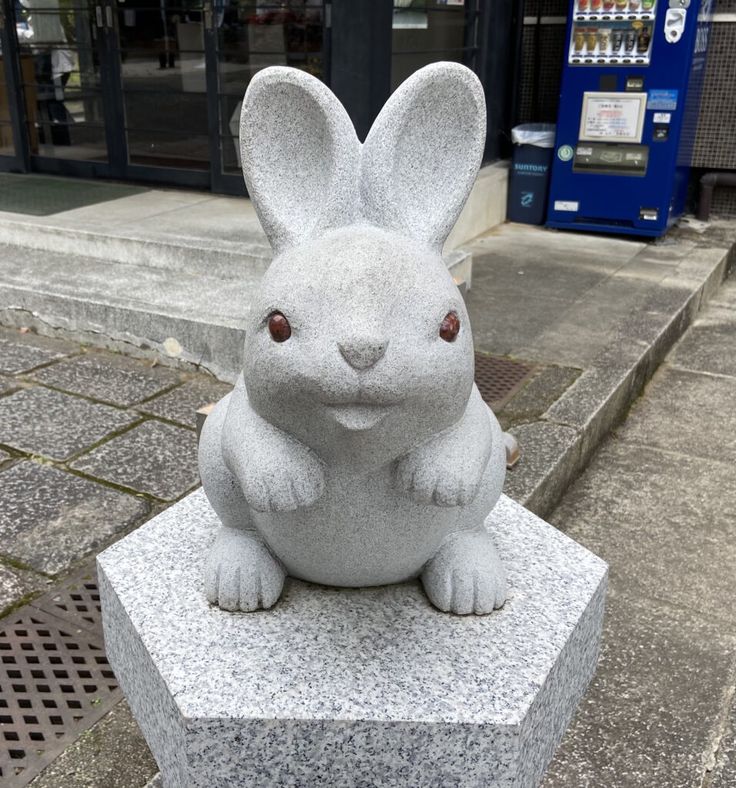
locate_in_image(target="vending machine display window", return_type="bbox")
[569,0,656,65]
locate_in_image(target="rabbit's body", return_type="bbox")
[199,63,508,614]
[201,375,506,589]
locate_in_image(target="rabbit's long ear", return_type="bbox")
[360,62,486,251]
[240,67,360,254]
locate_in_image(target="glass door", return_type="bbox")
[209,0,328,194]
[2,0,328,189]
[113,0,212,181]
[13,0,116,172]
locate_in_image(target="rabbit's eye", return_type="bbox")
[268,311,291,342]
[439,312,460,343]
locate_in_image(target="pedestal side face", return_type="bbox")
[98,491,607,786]
[186,718,517,788]
[99,571,189,786]
[517,571,607,786]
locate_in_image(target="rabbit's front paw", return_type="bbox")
[205,527,285,612]
[240,442,325,513]
[395,445,485,507]
[422,530,506,615]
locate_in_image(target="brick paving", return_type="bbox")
[0,326,232,617]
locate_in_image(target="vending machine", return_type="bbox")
[546,0,714,237]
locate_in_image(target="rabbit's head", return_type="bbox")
[240,63,486,460]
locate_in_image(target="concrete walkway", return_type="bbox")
[542,273,736,787]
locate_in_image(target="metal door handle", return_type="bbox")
[95,5,103,27]
[106,5,113,28]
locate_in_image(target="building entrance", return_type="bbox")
[0,1,513,194]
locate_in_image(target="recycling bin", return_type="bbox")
[507,124,556,225]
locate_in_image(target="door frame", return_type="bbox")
[0,0,30,172]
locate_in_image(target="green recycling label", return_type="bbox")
[557,145,574,162]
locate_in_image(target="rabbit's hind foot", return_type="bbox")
[204,526,285,612]
[421,529,507,616]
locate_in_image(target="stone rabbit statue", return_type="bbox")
[199,62,508,615]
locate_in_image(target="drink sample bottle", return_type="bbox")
[624,29,636,51]
[598,30,610,53]
[586,29,599,51]
[574,29,586,52]
[637,26,651,51]
[611,29,623,52]
[578,0,589,10]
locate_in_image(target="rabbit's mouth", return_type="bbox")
[325,403,397,432]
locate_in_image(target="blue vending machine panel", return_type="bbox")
[547,0,714,237]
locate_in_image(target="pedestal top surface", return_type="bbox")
[98,490,606,725]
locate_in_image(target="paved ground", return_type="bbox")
[542,273,736,787]
[0,328,231,617]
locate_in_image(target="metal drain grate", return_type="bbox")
[474,353,535,409]
[33,566,102,638]
[0,573,120,787]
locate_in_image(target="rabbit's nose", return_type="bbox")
[338,340,388,370]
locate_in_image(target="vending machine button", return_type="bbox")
[653,125,669,140]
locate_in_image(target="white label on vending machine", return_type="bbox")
[653,112,672,124]
[554,201,579,212]
[579,92,647,144]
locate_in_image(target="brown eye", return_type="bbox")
[439,312,460,343]
[268,311,291,342]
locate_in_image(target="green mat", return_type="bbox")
[0,174,149,216]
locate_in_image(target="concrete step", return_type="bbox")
[0,243,254,381]
[0,213,272,280]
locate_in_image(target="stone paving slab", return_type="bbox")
[136,378,233,428]
[0,461,149,575]
[619,366,736,463]
[541,585,736,788]
[71,420,199,501]
[0,386,139,461]
[0,330,78,374]
[0,374,18,395]
[496,365,580,431]
[669,305,736,378]
[711,701,736,788]
[28,701,158,788]
[0,563,51,616]
[550,440,736,626]
[30,352,181,407]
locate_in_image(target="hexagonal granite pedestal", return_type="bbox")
[98,490,607,788]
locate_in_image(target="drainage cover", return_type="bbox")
[474,352,535,409]
[33,567,103,638]
[0,568,120,787]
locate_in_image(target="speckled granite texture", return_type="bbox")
[200,63,507,615]
[99,490,607,787]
